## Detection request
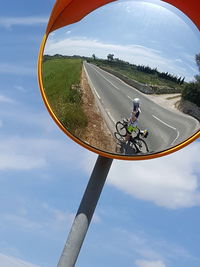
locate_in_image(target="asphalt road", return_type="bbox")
[84,62,199,153]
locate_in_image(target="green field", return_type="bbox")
[91,59,184,90]
[42,57,88,135]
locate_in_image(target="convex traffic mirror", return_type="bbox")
[39,0,200,159]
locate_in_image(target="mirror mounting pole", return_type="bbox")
[57,155,113,267]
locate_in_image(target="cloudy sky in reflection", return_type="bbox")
[45,0,200,82]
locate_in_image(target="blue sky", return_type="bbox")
[0,0,200,267]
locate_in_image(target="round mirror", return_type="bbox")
[40,0,200,159]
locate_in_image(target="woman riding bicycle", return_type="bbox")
[125,98,141,141]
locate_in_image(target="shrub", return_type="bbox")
[182,82,200,107]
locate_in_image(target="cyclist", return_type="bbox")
[125,98,141,141]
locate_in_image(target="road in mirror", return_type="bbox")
[41,0,200,157]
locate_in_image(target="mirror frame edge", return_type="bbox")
[37,9,200,161]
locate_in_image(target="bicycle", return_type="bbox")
[114,119,149,154]
[115,118,129,137]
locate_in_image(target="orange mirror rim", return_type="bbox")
[46,0,200,33]
[38,0,200,160]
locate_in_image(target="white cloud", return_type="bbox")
[44,37,161,63]
[1,201,75,237]
[107,141,200,209]
[77,141,200,209]
[42,202,101,227]
[0,16,48,29]
[0,63,35,75]
[0,253,40,267]
[44,37,192,80]
[79,151,97,173]
[14,85,26,92]
[3,214,41,230]
[0,136,82,171]
[41,203,75,229]
[174,58,183,63]
[92,213,102,223]
[0,106,57,134]
[0,153,45,171]
[0,98,90,171]
[110,227,196,266]
[135,259,166,267]
[0,94,15,103]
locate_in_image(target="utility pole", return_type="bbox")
[57,155,113,267]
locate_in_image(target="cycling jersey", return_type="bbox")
[130,108,141,123]
[127,124,137,133]
[127,108,141,133]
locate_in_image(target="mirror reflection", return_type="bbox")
[41,0,200,156]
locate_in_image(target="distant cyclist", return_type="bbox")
[125,98,141,141]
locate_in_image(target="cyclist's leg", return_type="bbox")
[125,133,131,142]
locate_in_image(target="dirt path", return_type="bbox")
[147,93,182,113]
[80,67,117,153]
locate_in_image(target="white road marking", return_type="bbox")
[152,114,180,145]
[94,89,101,99]
[88,63,145,97]
[84,64,101,99]
[171,131,180,145]
[89,64,120,91]
[152,115,176,130]
[84,63,116,133]
[106,109,116,124]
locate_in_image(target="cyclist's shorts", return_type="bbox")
[127,125,137,134]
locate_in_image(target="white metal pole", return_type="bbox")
[57,155,113,267]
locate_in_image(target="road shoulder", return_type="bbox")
[80,66,117,154]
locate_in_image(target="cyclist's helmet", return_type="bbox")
[133,98,140,110]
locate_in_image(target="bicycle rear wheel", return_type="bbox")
[135,139,149,154]
[114,132,125,143]
[116,121,127,136]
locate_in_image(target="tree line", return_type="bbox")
[92,53,185,85]
[182,53,200,107]
[136,65,185,85]
[104,53,200,106]
[93,52,200,107]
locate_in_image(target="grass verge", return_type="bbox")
[42,57,88,135]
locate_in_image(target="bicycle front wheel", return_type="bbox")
[116,121,127,136]
[135,139,149,154]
